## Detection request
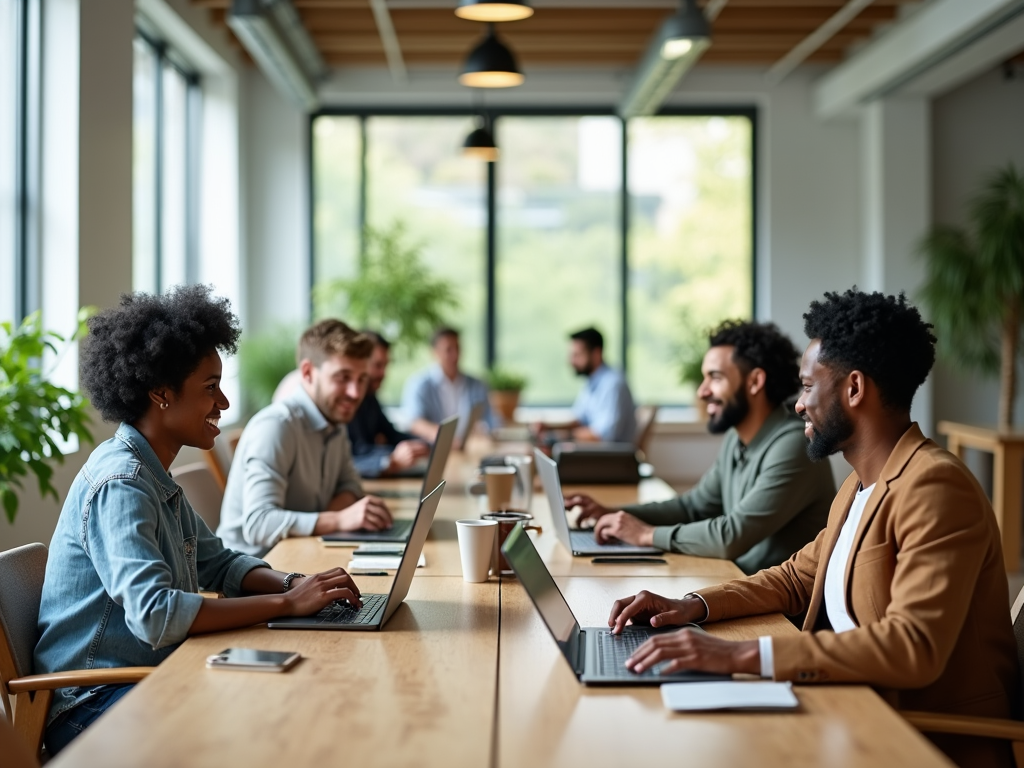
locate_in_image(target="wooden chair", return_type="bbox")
[0,543,152,757]
[171,462,225,532]
[202,426,245,491]
[634,405,659,457]
[900,585,1024,765]
[0,711,38,768]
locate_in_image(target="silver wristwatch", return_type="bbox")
[282,572,305,592]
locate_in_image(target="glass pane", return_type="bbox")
[364,116,487,404]
[312,116,361,286]
[132,37,157,294]
[0,0,18,322]
[161,62,188,291]
[496,116,623,405]
[627,116,753,404]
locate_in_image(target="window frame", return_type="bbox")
[308,105,758,406]
[133,26,202,294]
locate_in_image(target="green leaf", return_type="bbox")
[1,488,17,524]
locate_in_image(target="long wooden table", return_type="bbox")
[50,445,953,768]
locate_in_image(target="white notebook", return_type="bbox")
[661,681,799,712]
[347,554,425,571]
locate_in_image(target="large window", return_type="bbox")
[312,110,754,406]
[132,31,200,295]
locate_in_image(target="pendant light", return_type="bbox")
[458,24,524,88]
[463,118,499,162]
[455,0,533,23]
[658,0,710,60]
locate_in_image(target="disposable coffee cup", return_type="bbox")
[484,466,517,512]
[456,519,498,583]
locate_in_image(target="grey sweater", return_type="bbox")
[624,406,835,575]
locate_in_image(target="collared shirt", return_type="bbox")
[571,364,637,443]
[623,405,836,575]
[401,364,493,430]
[756,482,877,678]
[217,386,364,556]
[347,391,419,478]
[34,424,267,723]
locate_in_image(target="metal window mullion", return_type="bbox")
[620,116,629,376]
[184,74,201,285]
[153,41,165,294]
[14,0,41,321]
[358,114,367,267]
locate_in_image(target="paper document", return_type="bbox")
[661,681,799,712]
[347,554,425,571]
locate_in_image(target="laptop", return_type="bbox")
[320,416,457,543]
[534,448,661,557]
[501,523,727,685]
[554,442,641,484]
[369,415,459,501]
[454,400,486,451]
[269,481,444,631]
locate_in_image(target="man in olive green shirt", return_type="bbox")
[568,320,835,575]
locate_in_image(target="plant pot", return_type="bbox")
[489,390,521,426]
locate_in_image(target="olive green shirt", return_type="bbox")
[623,406,835,575]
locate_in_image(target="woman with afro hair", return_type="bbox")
[33,285,362,756]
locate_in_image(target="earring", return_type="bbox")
[160,402,169,410]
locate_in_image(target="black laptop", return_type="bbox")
[321,416,457,543]
[269,481,443,631]
[501,523,728,685]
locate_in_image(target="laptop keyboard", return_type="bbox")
[595,629,662,677]
[570,530,642,551]
[314,593,387,625]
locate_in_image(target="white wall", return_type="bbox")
[931,65,1024,429]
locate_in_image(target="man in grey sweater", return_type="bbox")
[568,320,835,575]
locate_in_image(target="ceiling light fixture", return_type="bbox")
[455,0,533,23]
[619,0,711,117]
[463,119,499,162]
[458,24,525,88]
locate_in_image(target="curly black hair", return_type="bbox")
[803,289,936,412]
[707,320,801,407]
[81,284,241,423]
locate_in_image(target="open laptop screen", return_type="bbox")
[421,416,458,497]
[502,523,579,665]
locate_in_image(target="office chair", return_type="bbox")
[0,543,152,757]
[900,584,1024,766]
[171,462,225,532]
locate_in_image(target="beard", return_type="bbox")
[573,362,594,377]
[706,389,750,435]
[805,397,854,461]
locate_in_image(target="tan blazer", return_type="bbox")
[699,424,1020,768]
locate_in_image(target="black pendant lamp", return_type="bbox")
[463,118,499,162]
[458,24,524,88]
[455,0,533,23]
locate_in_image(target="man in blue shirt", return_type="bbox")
[534,327,637,443]
[348,331,429,478]
[401,327,491,445]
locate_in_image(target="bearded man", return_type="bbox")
[566,320,835,574]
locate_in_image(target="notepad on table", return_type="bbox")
[661,681,799,712]
[347,554,425,571]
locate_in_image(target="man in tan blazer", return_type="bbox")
[608,289,1020,768]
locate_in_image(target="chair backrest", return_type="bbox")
[172,462,225,532]
[0,544,48,707]
[1011,584,1024,699]
[634,405,659,455]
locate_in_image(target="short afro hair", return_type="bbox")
[81,284,241,423]
[803,289,936,412]
[708,320,801,407]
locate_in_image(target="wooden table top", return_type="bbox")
[50,445,953,768]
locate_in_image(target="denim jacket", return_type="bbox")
[33,424,268,723]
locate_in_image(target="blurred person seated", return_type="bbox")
[533,327,636,444]
[566,320,835,575]
[401,326,491,443]
[348,330,429,478]
[606,291,1019,768]
[218,320,394,556]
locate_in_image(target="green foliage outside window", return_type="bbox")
[0,310,94,523]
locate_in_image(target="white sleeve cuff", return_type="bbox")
[757,636,774,679]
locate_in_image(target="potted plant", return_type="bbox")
[486,367,528,425]
[0,310,94,523]
[918,164,1024,429]
[313,222,460,358]
[237,325,303,416]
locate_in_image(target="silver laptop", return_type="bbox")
[269,481,444,631]
[454,400,486,450]
[501,524,726,685]
[534,448,661,557]
[321,416,458,542]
